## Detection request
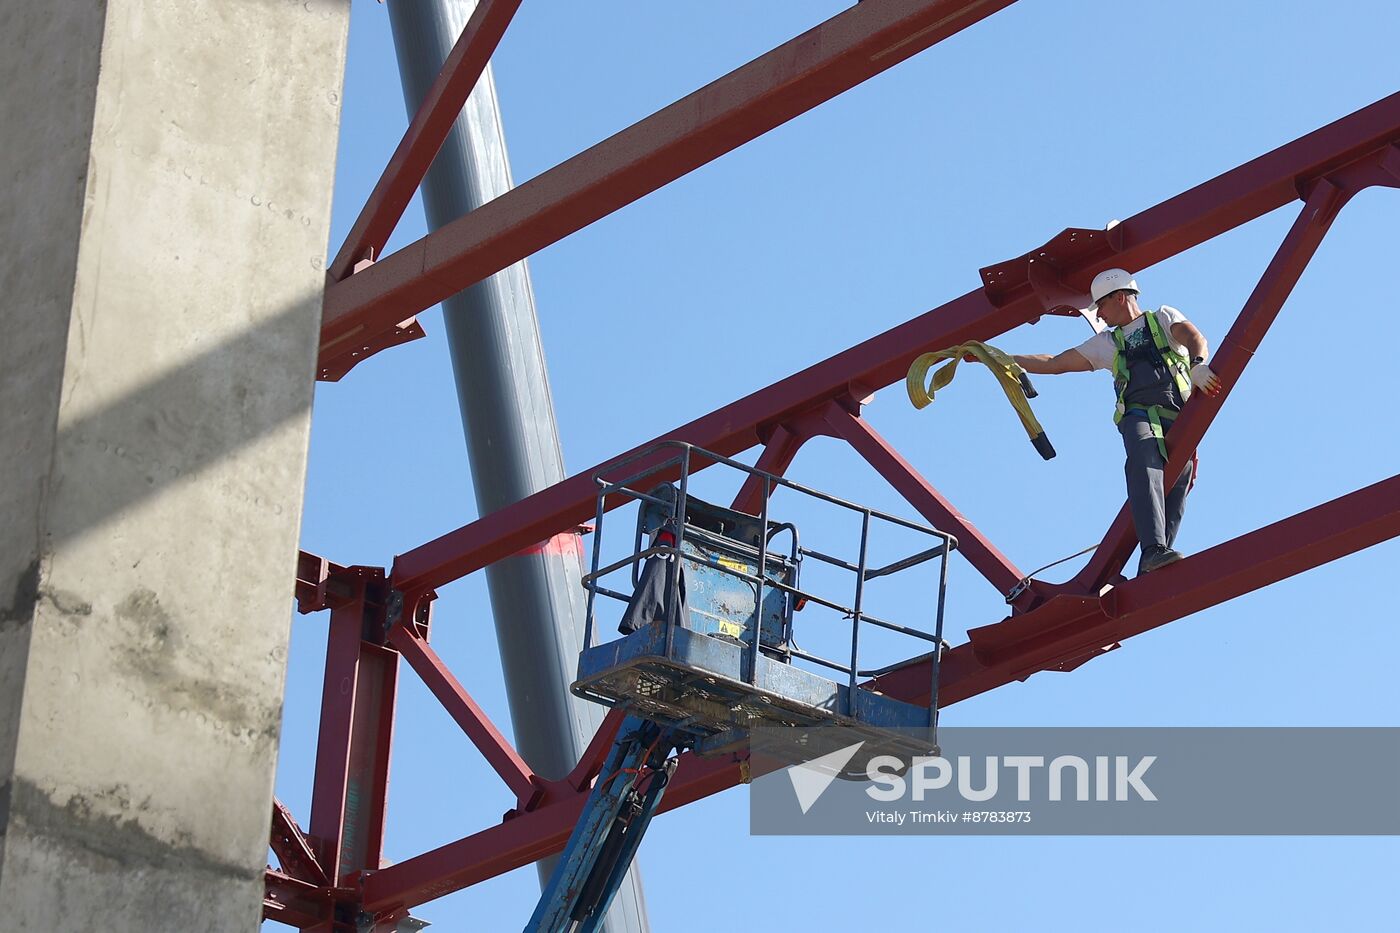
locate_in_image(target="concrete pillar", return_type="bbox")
[0,2,349,929]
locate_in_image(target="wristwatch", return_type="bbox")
[1190,356,1205,366]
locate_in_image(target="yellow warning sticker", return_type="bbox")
[717,557,749,575]
[715,620,744,639]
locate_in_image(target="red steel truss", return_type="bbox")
[268,1,1400,927]
[316,0,1017,380]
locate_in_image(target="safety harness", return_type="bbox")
[1112,310,1192,461]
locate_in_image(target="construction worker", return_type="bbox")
[1012,269,1221,575]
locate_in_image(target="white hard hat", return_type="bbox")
[1089,268,1139,310]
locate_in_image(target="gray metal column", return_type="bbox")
[385,4,649,930]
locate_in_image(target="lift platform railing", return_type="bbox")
[579,441,957,728]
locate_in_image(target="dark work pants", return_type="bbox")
[1119,413,1194,556]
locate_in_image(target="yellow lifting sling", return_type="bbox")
[906,340,1056,460]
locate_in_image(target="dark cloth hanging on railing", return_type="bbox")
[618,556,688,635]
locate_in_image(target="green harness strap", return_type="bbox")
[1111,311,1193,460]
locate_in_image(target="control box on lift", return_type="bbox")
[633,483,795,653]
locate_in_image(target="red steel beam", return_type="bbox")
[388,624,541,809]
[318,0,1019,372]
[877,471,1400,708]
[326,0,524,285]
[264,869,335,929]
[361,473,1400,912]
[361,752,743,913]
[387,92,1400,598]
[307,596,369,881]
[307,583,399,887]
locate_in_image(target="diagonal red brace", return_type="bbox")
[563,708,626,793]
[327,0,524,284]
[271,797,329,887]
[821,401,1027,601]
[388,624,543,810]
[730,423,810,514]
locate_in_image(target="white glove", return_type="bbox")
[1190,361,1220,395]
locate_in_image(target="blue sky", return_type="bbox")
[276,2,1400,929]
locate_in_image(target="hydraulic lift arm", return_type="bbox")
[526,716,683,933]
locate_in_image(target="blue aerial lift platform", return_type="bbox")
[528,443,955,932]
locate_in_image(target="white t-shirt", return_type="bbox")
[1073,305,1191,372]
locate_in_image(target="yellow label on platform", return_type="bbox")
[716,620,744,639]
[717,557,749,574]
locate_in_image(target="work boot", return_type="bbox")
[1138,545,1185,575]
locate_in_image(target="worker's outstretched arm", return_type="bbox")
[1013,349,1092,375]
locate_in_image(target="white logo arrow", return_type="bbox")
[787,741,865,815]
